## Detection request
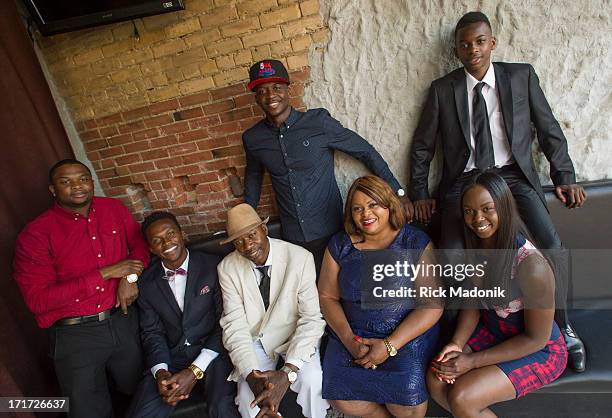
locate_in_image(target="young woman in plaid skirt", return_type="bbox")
[427,172,568,417]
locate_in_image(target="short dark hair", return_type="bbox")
[141,211,181,236]
[455,11,492,38]
[49,159,91,183]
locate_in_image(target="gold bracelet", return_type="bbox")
[188,364,205,380]
[383,338,398,356]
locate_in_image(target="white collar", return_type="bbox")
[162,249,189,275]
[465,61,496,91]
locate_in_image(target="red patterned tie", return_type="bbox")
[163,268,187,282]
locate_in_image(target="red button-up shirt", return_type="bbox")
[14,197,150,328]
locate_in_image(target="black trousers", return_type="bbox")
[439,164,569,327]
[48,306,143,418]
[127,353,239,418]
[288,234,334,279]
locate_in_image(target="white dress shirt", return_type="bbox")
[151,251,219,378]
[464,62,514,171]
[245,239,304,375]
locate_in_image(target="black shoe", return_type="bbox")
[562,324,586,372]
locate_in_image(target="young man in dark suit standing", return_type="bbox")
[409,12,586,371]
[128,212,239,418]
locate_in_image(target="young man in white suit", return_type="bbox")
[217,203,328,418]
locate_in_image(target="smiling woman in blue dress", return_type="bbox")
[318,175,443,418]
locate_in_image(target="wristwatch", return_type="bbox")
[281,365,298,384]
[126,273,138,283]
[397,188,406,197]
[188,364,205,380]
[383,338,398,357]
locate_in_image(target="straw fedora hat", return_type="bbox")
[220,203,269,244]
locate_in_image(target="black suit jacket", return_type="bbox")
[137,250,224,369]
[410,62,576,204]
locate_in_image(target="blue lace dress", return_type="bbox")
[322,225,439,406]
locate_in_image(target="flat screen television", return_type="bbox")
[23,0,185,36]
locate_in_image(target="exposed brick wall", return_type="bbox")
[34,0,329,239]
[37,0,326,121]
[76,69,309,239]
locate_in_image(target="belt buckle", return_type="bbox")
[97,308,115,321]
[56,308,113,327]
[80,313,97,324]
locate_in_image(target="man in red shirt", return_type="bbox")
[14,159,150,418]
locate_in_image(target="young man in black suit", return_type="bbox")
[128,212,239,418]
[409,12,586,371]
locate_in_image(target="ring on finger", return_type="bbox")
[371,364,377,370]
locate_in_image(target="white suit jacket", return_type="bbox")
[218,238,325,381]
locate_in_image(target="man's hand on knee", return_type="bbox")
[251,366,296,417]
[247,370,283,417]
[555,184,587,209]
[156,370,178,402]
[246,370,269,398]
[414,199,437,223]
[163,369,197,405]
[400,196,415,223]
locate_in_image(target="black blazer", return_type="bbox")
[410,62,576,204]
[137,250,224,369]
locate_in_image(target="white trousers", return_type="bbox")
[235,342,329,418]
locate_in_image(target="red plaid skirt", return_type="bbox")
[468,322,568,397]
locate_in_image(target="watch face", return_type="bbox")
[287,371,297,383]
[384,339,398,356]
